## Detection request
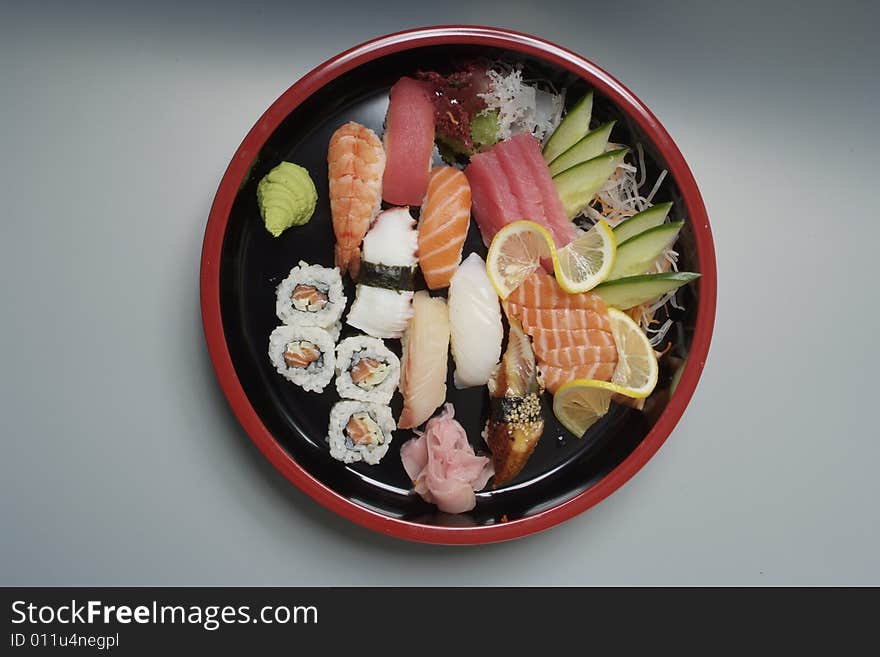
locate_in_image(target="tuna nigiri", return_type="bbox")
[418,166,471,289]
[503,270,618,393]
[346,208,418,339]
[448,253,503,388]
[328,122,385,277]
[382,78,435,207]
[398,291,450,429]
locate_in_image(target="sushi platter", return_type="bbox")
[200,27,715,543]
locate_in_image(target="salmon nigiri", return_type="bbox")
[328,121,385,278]
[418,166,471,289]
[382,78,435,207]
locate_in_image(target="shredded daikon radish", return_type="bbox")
[646,318,674,348]
[479,67,564,143]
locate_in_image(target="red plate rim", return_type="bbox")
[199,25,717,545]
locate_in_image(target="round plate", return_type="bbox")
[200,26,716,544]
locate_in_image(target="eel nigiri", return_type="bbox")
[346,208,418,339]
[418,166,471,289]
[448,253,503,388]
[382,77,435,207]
[398,291,450,429]
[485,318,545,486]
[328,121,386,278]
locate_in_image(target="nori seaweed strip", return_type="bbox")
[489,394,543,423]
[359,261,416,291]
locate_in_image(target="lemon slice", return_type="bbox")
[551,309,659,436]
[552,379,617,436]
[485,221,556,299]
[555,220,616,294]
[486,220,616,299]
[606,307,658,397]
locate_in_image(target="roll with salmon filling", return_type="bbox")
[327,401,395,465]
[335,336,400,404]
[275,261,345,328]
[268,325,336,393]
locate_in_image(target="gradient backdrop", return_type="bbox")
[2,0,878,585]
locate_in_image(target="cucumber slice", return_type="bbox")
[608,221,684,279]
[613,202,673,243]
[542,91,593,163]
[594,272,699,309]
[548,121,615,176]
[552,148,629,220]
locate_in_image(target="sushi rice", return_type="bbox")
[276,261,345,328]
[327,401,395,465]
[268,324,336,393]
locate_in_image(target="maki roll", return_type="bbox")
[276,261,346,328]
[335,336,401,404]
[327,401,395,465]
[268,325,336,393]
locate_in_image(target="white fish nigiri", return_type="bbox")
[448,253,503,388]
[346,207,418,338]
[398,291,450,429]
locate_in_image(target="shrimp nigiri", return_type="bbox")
[418,166,471,289]
[328,121,385,278]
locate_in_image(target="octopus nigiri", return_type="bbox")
[485,318,545,486]
[328,121,385,278]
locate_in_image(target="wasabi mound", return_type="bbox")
[257,162,317,237]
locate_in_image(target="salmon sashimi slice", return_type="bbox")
[540,362,617,394]
[505,305,613,333]
[539,345,618,369]
[328,122,385,277]
[382,78,435,206]
[506,270,609,312]
[502,268,618,394]
[529,327,616,353]
[418,167,471,289]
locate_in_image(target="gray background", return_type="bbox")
[2,0,878,585]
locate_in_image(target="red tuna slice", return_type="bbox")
[382,78,435,206]
[508,133,576,247]
[464,149,523,246]
[493,137,546,227]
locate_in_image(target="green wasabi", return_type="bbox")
[256,162,317,237]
